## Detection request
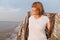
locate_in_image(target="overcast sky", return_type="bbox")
[0,0,60,22]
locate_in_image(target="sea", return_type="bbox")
[0,21,20,40]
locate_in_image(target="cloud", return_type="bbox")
[0,7,21,22]
[0,7,20,12]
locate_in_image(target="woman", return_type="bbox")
[28,2,51,40]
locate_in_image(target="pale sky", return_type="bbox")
[0,0,60,22]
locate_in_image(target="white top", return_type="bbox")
[28,15,49,40]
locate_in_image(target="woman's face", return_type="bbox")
[32,7,39,15]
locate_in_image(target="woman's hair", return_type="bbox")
[32,2,44,15]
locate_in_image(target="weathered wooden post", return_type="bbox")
[17,11,31,40]
[51,13,60,40]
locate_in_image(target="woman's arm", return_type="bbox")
[46,21,51,31]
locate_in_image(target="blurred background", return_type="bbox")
[0,0,60,40]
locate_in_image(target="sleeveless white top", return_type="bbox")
[28,15,49,40]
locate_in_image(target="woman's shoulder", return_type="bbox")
[42,15,50,21]
[42,15,49,19]
[29,15,34,20]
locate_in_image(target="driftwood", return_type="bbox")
[17,11,56,40]
[51,14,60,40]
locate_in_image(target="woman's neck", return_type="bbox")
[34,15,42,19]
